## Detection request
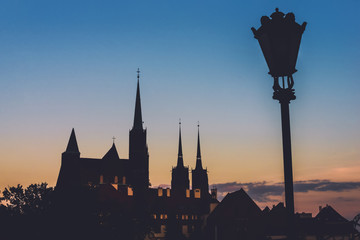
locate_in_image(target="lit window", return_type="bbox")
[153,214,157,219]
[164,214,168,219]
[100,175,104,184]
[186,189,190,198]
[194,189,201,198]
[158,188,163,197]
[128,187,133,196]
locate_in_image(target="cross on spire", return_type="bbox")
[112,136,116,144]
[137,68,140,81]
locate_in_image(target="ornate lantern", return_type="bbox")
[251,8,306,78]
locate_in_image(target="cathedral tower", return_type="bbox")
[191,124,209,197]
[129,69,149,195]
[171,122,190,196]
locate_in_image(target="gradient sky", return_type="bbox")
[1,0,360,219]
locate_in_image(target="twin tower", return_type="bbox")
[171,122,209,197]
[56,71,209,198]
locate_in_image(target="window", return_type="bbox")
[194,189,201,198]
[100,175,104,184]
[158,188,163,197]
[128,187,133,196]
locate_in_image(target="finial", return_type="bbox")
[112,136,116,144]
[179,118,181,126]
[137,68,140,81]
[197,121,200,128]
[275,8,279,12]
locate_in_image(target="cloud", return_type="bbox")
[294,180,360,192]
[211,180,360,202]
[333,196,359,203]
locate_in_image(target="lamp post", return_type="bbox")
[251,8,306,236]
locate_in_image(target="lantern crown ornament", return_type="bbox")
[251,8,307,78]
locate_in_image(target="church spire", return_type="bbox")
[195,123,203,170]
[133,68,143,130]
[177,120,184,167]
[65,128,79,153]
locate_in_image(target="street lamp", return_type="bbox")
[251,7,306,234]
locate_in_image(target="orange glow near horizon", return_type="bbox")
[1,127,359,220]
[1,128,359,188]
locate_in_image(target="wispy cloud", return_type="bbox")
[211,180,360,202]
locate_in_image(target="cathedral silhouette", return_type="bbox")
[56,70,218,238]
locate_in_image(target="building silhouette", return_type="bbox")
[205,189,358,240]
[55,70,216,238]
[55,71,358,239]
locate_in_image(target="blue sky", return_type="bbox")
[0,0,360,217]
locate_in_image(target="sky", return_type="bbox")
[0,0,360,219]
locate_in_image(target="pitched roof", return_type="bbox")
[102,143,120,161]
[209,188,262,221]
[315,205,348,222]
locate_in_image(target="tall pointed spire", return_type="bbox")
[177,120,184,167]
[65,128,79,153]
[133,68,143,130]
[195,123,203,170]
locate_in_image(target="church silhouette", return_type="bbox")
[55,70,218,238]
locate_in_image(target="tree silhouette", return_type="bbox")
[1,183,54,215]
[0,183,55,240]
[0,183,156,240]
